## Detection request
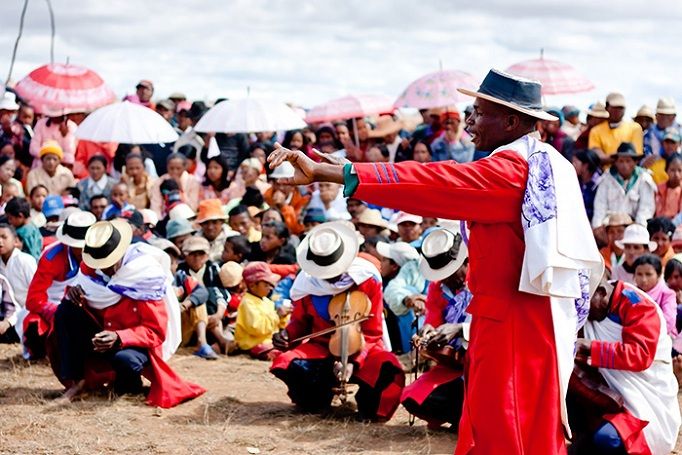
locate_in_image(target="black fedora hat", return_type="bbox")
[457,69,557,121]
[612,142,643,160]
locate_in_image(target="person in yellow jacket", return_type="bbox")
[235,261,291,359]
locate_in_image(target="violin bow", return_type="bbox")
[288,314,374,345]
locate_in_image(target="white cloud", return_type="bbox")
[1,0,681,114]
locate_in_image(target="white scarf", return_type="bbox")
[74,243,181,360]
[290,257,380,301]
[493,134,605,436]
[584,286,681,455]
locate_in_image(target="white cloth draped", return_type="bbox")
[584,289,681,455]
[74,243,181,360]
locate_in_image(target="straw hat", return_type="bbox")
[357,209,388,229]
[0,91,20,111]
[297,221,359,279]
[56,210,97,249]
[181,236,210,255]
[196,199,226,224]
[419,228,468,281]
[169,203,196,221]
[614,224,656,251]
[633,105,655,121]
[376,241,419,267]
[656,97,677,115]
[140,209,159,228]
[219,261,244,288]
[587,101,610,119]
[82,220,133,270]
[457,69,557,121]
[602,212,633,228]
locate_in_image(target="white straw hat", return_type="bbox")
[168,203,196,221]
[419,228,468,281]
[56,210,97,249]
[82,220,133,270]
[297,221,359,279]
[614,224,656,252]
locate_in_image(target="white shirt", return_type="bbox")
[0,248,37,308]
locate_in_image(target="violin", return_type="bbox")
[412,330,463,370]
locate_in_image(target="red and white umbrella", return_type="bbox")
[505,53,594,95]
[305,94,394,124]
[14,63,116,116]
[393,69,479,109]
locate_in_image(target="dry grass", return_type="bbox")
[0,345,454,455]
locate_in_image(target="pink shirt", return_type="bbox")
[29,117,78,165]
[645,280,678,337]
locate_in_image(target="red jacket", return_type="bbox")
[351,154,564,455]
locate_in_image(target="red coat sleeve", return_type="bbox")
[285,296,313,342]
[590,291,660,372]
[352,277,385,369]
[352,151,527,223]
[26,250,61,321]
[116,299,168,349]
[424,281,446,327]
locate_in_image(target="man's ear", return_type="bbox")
[504,114,521,132]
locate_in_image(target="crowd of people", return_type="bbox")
[0,73,681,453]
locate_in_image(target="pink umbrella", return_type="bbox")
[14,63,116,116]
[393,69,479,109]
[305,94,394,123]
[505,52,594,95]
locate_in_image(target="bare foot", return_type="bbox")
[59,380,86,403]
[673,355,682,388]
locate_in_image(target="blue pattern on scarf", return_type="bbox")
[441,284,472,349]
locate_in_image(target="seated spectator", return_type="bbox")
[200,156,231,204]
[394,212,423,246]
[411,140,433,163]
[195,199,237,263]
[29,184,48,228]
[221,234,251,265]
[302,207,326,233]
[644,128,681,185]
[430,111,474,163]
[247,221,296,265]
[120,152,154,210]
[307,182,350,221]
[647,217,676,266]
[219,261,244,352]
[655,153,682,218]
[598,213,632,273]
[226,157,270,203]
[166,218,195,251]
[612,224,657,284]
[150,152,200,216]
[592,142,656,228]
[76,155,115,210]
[235,262,289,360]
[5,197,42,260]
[89,194,108,220]
[568,280,680,455]
[264,161,310,236]
[177,237,230,356]
[228,204,261,242]
[0,272,19,344]
[377,241,424,354]
[572,149,603,223]
[634,254,678,338]
[26,141,76,195]
[103,182,135,220]
[0,155,23,199]
[587,92,644,160]
[357,208,388,239]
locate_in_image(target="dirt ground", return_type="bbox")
[0,344,680,455]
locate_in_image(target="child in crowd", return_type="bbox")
[178,236,231,355]
[647,217,676,267]
[76,155,115,210]
[121,152,154,210]
[102,182,135,220]
[655,154,682,218]
[611,224,657,284]
[633,254,678,338]
[4,197,42,260]
[235,261,289,360]
[201,156,231,204]
[29,184,48,228]
[222,234,251,264]
[219,261,244,354]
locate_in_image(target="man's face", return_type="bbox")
[380,257,399,279]
[41,154,60,173]
[588,287,610,321]
[634,116,653,131]
[613,156,636,180]
[229,213,252,235]
[623,243,647,265]
[466,98,513,152]
[318,182,339,204]
[136,84,153,102]
[346,199,365,218]
[185,250,208,272]
[358,223,381,239]
[200,219,223,241]
[443,261,469,291]
[156,107,173,121]
[656,113,676,129]
[662,139,679,157]
[606,105,625,123]
[398,221,421,242]
[90,197,108,220]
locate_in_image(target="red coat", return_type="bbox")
[271,276,404,419]
[25,242,78,337]
[352,155,565,454]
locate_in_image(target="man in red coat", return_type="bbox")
[268,70,603,454]
[271,221,405,421]
[24,211,96,359]
[54,219,204,407]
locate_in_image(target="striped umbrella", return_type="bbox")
[393,69,478,109]
[505,51,594,95]
[14,63,116,116]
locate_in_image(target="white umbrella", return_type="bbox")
[75,101,179,143]
[194,98,306,133]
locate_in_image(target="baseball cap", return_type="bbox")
[42,195,65,219]
[605,92,626,108]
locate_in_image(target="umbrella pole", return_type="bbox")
[352,117,359,148]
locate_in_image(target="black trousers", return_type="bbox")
[54,302,149,394]
[0,320,19,344]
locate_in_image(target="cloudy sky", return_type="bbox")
[1,0,681,114]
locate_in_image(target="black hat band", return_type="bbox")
[62,223,89,240]
[306,242,344,267]
[424,235,462,270]
[84,227,121,260]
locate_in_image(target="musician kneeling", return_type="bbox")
[270,222,405,422]
[568,280,681,455]
[401,227,471,430]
